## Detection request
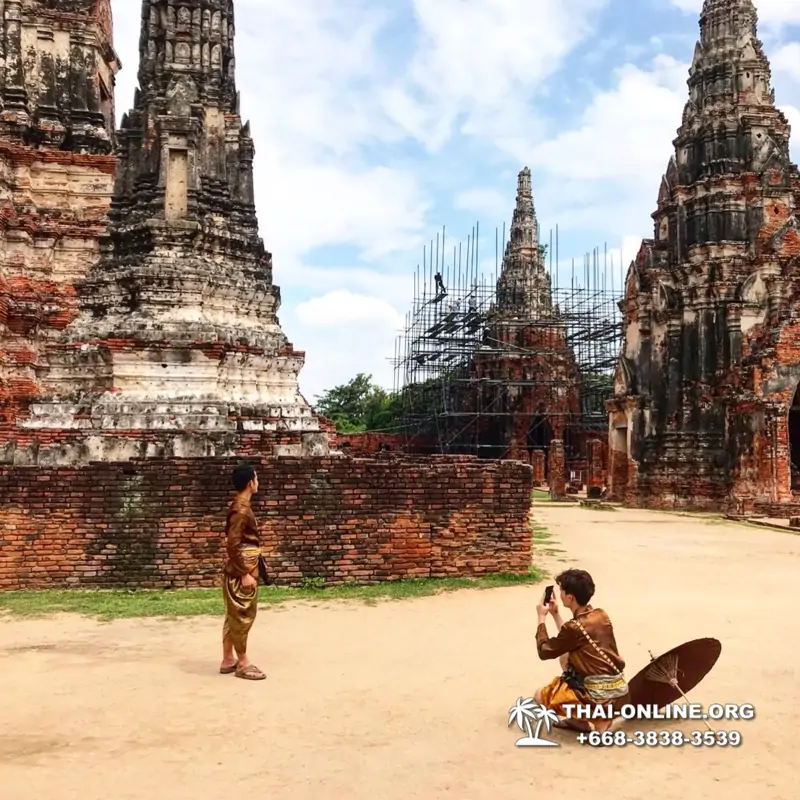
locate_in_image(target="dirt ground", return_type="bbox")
[1,505,798,799]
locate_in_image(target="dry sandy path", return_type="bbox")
[1,505,798,799]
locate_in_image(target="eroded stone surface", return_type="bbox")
[607,0,800,510]
[2,1,326,464]
[493,167,552,317]
[0,0,119,459]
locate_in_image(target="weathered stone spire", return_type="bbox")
[508,167,539,250]
[136,0,238,109]
[109,0,254,235]
[0,0,119,151]
[75,0,273,345]
[0,0,120,465]
[495,167,551,318]
[23,0,326,464]
[699,0,758,44]
[675,0,790,184]
[607,0,800,508]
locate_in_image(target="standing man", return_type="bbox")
[220,462,266,680]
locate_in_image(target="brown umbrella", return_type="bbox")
[627,638,721,731]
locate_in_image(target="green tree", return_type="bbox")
[313,373,393,432]
[314,373,453,434]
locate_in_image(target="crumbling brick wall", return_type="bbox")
[548,440,566,499]
[0,0,120,458]
[0,454,534,590]
[331,432,434,454]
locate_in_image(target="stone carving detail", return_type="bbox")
[0,0,120,463]
[493,167,552,318]
[607,0,800,510]
[1,0,326,465]
[740,272,768,307]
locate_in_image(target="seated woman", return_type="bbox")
[534,568,629,733]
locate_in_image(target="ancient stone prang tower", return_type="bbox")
[0,0,119,462]
[464,168,580,472]
[5,0,326,465]
[607,0,800,510]
[494,167,552,318]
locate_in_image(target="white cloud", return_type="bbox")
[383,0,607,152]
[257,164,429,261]
[295,291,404,328]
[669,0,800,30]
[292,294,404,398]
[773,43,800,82]
[531,55,687,183]
[454,188,509,220]
[277,263,412,302]
[526,46,800,241]
[522,55,688,237]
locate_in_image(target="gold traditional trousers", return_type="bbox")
[539,673,586,715]
[222,545,261,654]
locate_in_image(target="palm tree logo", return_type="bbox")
[507,697,560,747]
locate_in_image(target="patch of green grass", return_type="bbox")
[532,523,552,541]
[0,568,545,621]
[532,488,550,500]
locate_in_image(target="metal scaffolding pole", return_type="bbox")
[390,221,624,463]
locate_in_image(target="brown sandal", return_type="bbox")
[235,664,266,680]
[219,661,238,674]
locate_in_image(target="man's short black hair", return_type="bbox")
[231,463,256,492]
[556,568,595,606]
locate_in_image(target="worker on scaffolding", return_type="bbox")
[434,271,446,298]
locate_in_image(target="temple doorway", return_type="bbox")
[789,385,800,490]
[526,415,553,452]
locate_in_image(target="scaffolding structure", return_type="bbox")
[391,222,625,462]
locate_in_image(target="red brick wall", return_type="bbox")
[753,502,800,517]
[608,449,629,502]
[531,450,545,483]
[586,438,604,489]
[332,432,434,454]
[0,454,533,590]
[548,440,566,499]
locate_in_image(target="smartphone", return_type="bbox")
[544,585,554,604]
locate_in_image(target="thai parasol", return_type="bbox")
[627,638,722,732]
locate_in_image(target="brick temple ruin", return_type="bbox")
[0,0,119,461]
[391,168,621,498]
[0,1,533,588]
[1,0,326,467]
[607,0,800,514]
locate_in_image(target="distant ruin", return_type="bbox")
[389,169,621,497]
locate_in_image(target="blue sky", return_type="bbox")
[109,0,800,401]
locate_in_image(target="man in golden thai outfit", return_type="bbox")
[534,568,628,733]
[219,463,266,681]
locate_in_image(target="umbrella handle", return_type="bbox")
[672,681,714,732]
